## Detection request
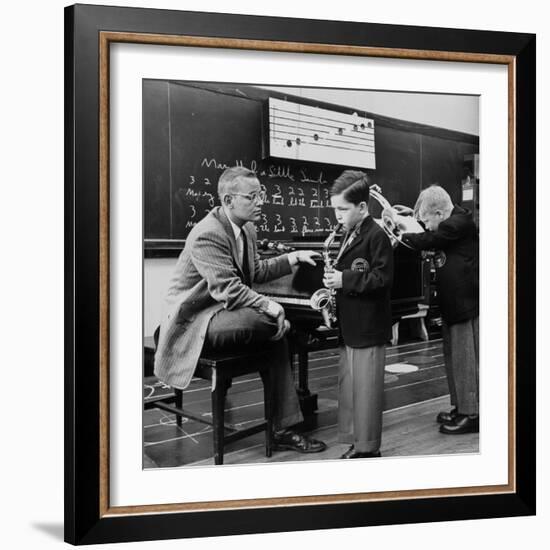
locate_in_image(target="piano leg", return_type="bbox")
[297,347,318,419]
[288,329,319,423]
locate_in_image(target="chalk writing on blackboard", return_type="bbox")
[176,156,340,239]
[300,170,327,184]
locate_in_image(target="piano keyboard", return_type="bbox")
[265,294,311,307]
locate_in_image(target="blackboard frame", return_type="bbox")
[65,4,535,545]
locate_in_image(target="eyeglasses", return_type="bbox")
[232,191,267,204]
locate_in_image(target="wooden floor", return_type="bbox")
[143,338,478,468]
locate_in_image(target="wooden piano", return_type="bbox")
[254,244,428,419]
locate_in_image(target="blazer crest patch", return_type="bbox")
[351,258,369,272]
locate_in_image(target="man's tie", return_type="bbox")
[240,231,251,286]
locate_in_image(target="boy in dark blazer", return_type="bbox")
[324,171,394,459]
[400,185,479,434]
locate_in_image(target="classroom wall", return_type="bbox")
[145,258,176,336]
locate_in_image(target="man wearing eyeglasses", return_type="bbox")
[155,166,326,454]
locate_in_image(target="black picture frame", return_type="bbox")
[65,3,536,545]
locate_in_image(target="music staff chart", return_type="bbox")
[268,97,376,169]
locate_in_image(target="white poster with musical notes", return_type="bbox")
[268,97,376,169]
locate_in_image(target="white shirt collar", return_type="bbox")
[227,216,242,241]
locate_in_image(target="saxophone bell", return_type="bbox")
[309,288,334,328]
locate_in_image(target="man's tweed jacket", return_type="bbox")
[154,206,292,390]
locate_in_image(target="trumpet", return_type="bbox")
[369,185,419,249]
[309,223,343,329]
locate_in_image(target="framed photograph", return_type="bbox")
[65,3,536,545]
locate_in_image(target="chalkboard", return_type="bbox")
[144,81,348,242]
[143,81,478,246]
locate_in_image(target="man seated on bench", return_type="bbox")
[154,166,327,454]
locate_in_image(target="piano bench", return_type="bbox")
[145,347,276,466]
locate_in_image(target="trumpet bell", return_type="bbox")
[369,185,419,249]
[382,207,398,235]
[381,208,415,249]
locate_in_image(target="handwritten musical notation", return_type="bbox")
[268,97,376,169]
[178,156,340,238]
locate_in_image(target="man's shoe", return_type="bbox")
[272,430,327,453]
[440,415,479,435]
[340,445,381,459]
[436,407,458,424]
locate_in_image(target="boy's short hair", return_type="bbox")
[218,166,258,199]
[413,185,453,218]
[331,170,371,205]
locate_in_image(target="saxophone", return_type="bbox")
[309,223,343,328]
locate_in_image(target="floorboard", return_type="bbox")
[143,338,479,468]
